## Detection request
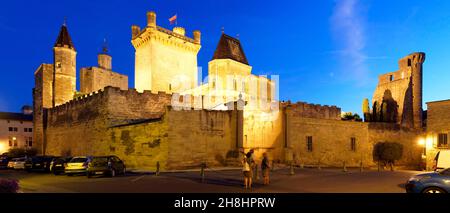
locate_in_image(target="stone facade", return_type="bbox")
[132,12,201,93]
[80,53,128,94]
[422,100,450,169]
[32,10,439,171]
[371,52,425,129]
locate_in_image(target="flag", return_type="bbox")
[169,14,177,25]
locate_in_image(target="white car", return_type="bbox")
[433,150,450,171]
[65,156,91,176]
[7,157,27,169]
[13,157,27,170]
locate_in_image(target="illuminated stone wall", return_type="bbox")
[132,12,201,93]
[80,66,128,94]
[33,63,54,154]
[371,52,425,128]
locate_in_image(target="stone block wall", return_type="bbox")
[80,67,128,94]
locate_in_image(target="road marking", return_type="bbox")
[131,175,146,182]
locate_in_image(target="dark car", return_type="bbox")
[25,156,56,172]
[0,155,9,169]
[87,156,126,178]
[50,157,73,175]
[406,168,450,193]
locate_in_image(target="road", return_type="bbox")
[0,167,421,193]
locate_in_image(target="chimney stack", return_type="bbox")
[193,30,201,44]
[147,11,156,28]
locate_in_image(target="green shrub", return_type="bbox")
[373,142,403,171]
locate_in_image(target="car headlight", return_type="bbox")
[409,176,431,182]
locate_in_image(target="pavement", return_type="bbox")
[0,167,422,193]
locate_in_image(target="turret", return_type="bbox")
[98,39,112,70]
[53,23,77,107]
[147,11,156,28]
[193,30,201,44]
[410,52,425,129]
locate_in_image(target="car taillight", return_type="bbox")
[64,163,68,167]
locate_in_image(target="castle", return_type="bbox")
[32,11,449,170]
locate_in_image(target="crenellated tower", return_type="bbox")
[131,11,201,93]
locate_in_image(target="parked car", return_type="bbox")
[0,155,9,169]
[65,156,91,176]
[406,168,450,193]
[50,157,72,175]
[87,156,126,178]
[13,157,27,170]
[25,156,56,172]
[432,150,450,171]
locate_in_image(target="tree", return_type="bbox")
[341,112,362,122]
[373,142,403,171]
[362,98,370,122]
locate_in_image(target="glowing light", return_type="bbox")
[0,142,6,154]
[426,137,433,149]
[418,138,425,146]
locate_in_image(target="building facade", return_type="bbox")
[0,107,33,154]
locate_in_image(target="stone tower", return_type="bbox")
[371,52,425,129]
[131,11,201,93]
[53,23,77,106]
[410,52,425,129]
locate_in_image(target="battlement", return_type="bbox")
[285,101,341,120]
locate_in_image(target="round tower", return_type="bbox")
[147,11,156,28]
[411,52,425,129]
[53,23,77,107]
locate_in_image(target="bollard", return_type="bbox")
[289,161,295,175]
[318,160,321,170]
[200,163,205,183]
[155,161,160,176]
[271,160,275,172]
[342,161,347,172]
[254,165,259,180]
[359,161,363,173]
[300,162,304,169]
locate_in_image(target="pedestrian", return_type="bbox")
[261,153,270,185]
[242,156,251,189]
[245,149,255,189]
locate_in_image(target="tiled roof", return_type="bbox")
[212,33,249,65]
[0,112,33,121]
[54,25,75,50]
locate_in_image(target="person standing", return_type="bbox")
[242,156,251,189]
[261,153,270,185]
[245,149,255,189]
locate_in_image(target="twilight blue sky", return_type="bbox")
[0,0,450,114]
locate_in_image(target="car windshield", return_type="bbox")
[92,157,109,164]
[70,157,87,163]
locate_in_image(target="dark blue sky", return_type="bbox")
[1,0,450,114]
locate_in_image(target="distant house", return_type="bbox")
[0,106,33,154]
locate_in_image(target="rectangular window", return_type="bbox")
[306,136,313,152]
[26,137,33,147]
[13,127,18,132]
[351,137,356,152]
[13,140,17,147]
[24,128,28,132]
[8,138,12,147]
[438,133,448,147]
[8,127,13,131]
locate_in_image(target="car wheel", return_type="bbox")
[422,187,447,193]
